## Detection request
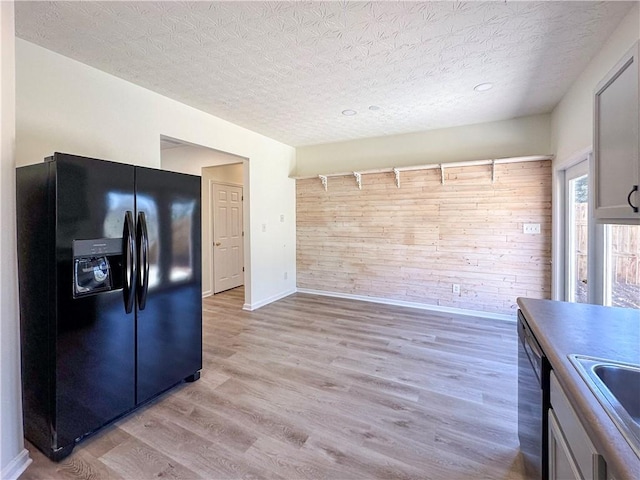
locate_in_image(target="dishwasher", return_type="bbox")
[518,310,551,480]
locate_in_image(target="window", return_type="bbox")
[604,224,640,308]
[561,157,639,308]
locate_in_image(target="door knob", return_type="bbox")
[215,242,221,246]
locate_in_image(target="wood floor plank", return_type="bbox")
[152,395,259,453]
[241,436,356,480]
[300,432,431,480]
[81,425,133,460]
[116,409,268,480]
[99,436,201,479]
[175,382,311,450]
[20,443,124,480]
[20,286,527,479]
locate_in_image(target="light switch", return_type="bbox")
[280,214,285,223]
[261,223,267,232]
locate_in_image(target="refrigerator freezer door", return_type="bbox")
[54,155,136,448]
[135,166,202,404]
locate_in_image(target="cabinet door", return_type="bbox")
[550,372,607,480]
[549,409,582,480]
[594,41,639,223]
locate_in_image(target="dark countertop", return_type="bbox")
[517,298,640,480]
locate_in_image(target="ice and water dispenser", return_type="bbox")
[72,238,123,298]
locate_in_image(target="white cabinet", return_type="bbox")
[594,41,640,224]
[549,372,606,480]
[549,408,582,480]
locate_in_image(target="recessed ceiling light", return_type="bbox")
[474,82,493,92]
[342,109,357,116]
[368,105,381,111]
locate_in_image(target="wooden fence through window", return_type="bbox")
[575,203,640,286]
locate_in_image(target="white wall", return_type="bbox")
[1,3,30,479]
[202,163,244,186]
[16,39,297,311]
[551,4,640,164]
[161,143,246,176]
[161,145,246,296]
[296,113,551,176]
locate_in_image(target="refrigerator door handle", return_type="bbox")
[123,211,137,314]
[136,211,150,310]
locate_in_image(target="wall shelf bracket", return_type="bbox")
[393,168,401,188]
[440,164,445,185]
[491,160,496,183]
[354,172,362,190]
[319,175,328,191]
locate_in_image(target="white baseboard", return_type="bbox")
[1,448,32,480]
[296,288,516,322]
[202,289,213,298]
[243,288,297,311]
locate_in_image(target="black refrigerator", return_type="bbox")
[16,152,202,461]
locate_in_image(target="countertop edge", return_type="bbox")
[517,298,640,480]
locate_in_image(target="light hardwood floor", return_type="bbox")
[20,288,527,479]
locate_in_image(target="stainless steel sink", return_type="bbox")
[569,355,640,457]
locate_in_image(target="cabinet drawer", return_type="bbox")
[550,372,606,480]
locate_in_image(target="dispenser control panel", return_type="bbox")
[73,238,122,257]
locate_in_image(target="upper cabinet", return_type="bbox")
[594,41,640,224]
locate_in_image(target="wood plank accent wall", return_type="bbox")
[296,160,552,316]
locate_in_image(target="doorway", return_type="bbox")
[160,138,248,304]
[565,161,589,303]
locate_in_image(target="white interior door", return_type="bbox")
[212,183,244,294]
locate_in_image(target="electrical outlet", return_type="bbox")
[452,284,461,294]
[523,223,541,234]
[280,214,285,223]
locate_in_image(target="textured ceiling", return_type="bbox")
[15,1,635,147]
